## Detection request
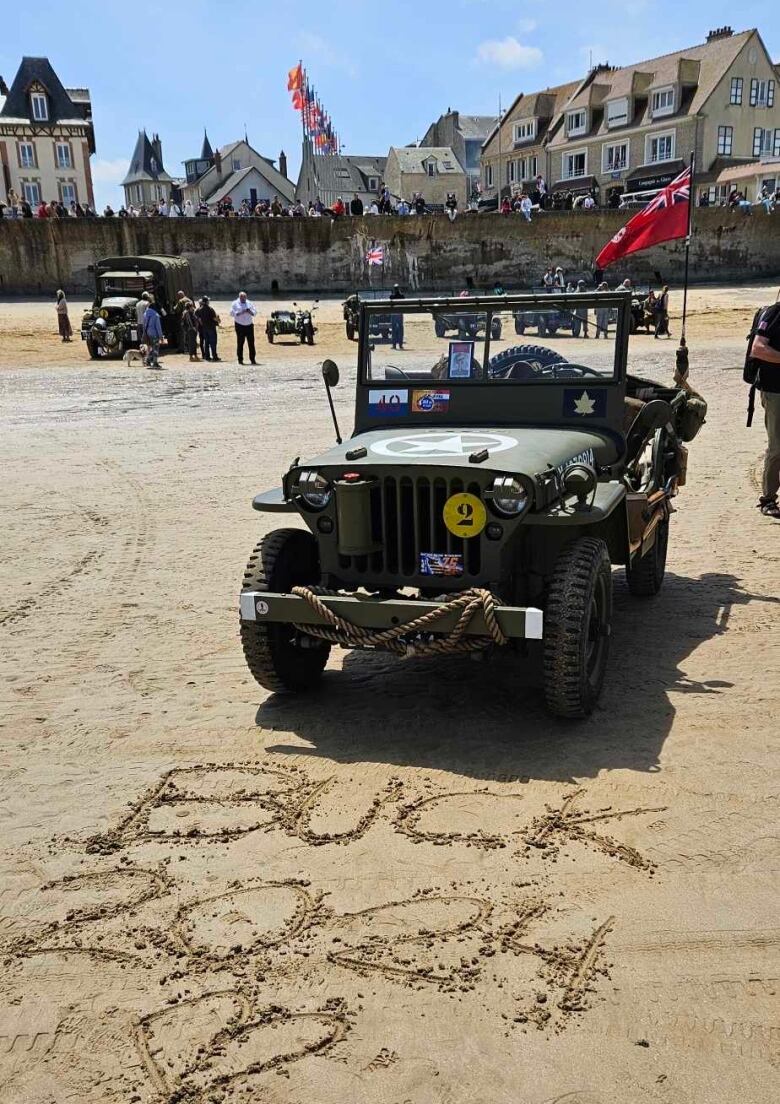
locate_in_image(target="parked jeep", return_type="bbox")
[80,255,192,359]
[433,307,502,340]
[343,291,393,343]
[239,292,706,718]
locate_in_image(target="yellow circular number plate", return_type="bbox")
[443,492,487,538]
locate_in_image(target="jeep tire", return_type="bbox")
[543,537,612,718]
[240,528,330,694]
[626,514,669,597]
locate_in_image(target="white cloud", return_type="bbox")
[91,157,129,185]
[475,36,543,70]
[296,32,358,78]
[516,18,537,33]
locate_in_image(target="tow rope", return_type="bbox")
[291,585,509,657]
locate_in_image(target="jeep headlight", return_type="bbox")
[490,476,528,517]
[296,470,332,510]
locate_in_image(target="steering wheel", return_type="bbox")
[383,365,411,380]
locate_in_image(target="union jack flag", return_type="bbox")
[366,244,385,266]
[596,165,691,268]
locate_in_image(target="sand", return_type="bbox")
[0,284,777,1104]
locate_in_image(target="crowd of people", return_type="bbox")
[538,266,672,338]
[698,183,780,214]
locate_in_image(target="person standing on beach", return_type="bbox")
[55,290,72,342]
[230,291,257,365]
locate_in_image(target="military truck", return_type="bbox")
[239,292,705,717]
[80,255,193,359]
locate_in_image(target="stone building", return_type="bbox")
[180,138,294,210]
[384,146,467,207]
[421,110,496,198]
[122,131,173,208]
[296,139,386,208]
[0,57,95,208]
[480,81,580,201]
[546,27,780,205]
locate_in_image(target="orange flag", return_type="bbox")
[287,63,303,92]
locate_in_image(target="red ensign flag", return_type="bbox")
[287,63,303,92]
[596,167,691,269]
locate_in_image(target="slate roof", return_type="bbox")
[0,57,89,123]
[313,154,387,196]
[193,140,295,203]
[390,147,463,174]
[122,131,172,184]
[482,80,581,150]
[549,29,754,146]
[200,130,213,160]
[455,114,497,139]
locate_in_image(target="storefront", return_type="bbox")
[624,160,686,194]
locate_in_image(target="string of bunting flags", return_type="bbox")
[287,62,340,154]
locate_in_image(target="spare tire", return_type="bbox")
[489,343,568,380]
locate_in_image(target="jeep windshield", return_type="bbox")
[361,294,626,385]
[99,273,155,298]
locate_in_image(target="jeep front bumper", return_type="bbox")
[239,591,543,640]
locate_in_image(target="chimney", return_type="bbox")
[214,149,222,178]
[279,149,288,179]
[706,26,733,42]
[151,133,163,167]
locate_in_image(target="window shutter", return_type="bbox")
[769,81,775,108]
[774,130,780,158]
[753,127,762,157]
[750,79,758,106]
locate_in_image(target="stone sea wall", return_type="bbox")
[0,209,778,297]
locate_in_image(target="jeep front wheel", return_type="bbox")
[543,537,612,718]
[240,528,330,694]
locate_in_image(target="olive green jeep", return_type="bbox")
[239,293,705,717]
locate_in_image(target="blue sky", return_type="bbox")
[2,2,778,209]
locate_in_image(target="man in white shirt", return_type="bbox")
[230,291,257,364]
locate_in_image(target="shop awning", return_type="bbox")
[624,161,685,192]
[715,161,769,184]
[550,175,597,194]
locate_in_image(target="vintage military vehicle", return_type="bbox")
[433,306,502,341]
[265,303,317,345]
[343,291,394,342]
[514,304,574,338]
[81,255,192,359]
[239,292,705,717]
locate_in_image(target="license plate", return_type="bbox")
[130,329,137,341]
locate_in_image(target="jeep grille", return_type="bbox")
[338,474,484,579]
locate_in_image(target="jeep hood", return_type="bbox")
[304,425,620,480]
[96,296,138,310]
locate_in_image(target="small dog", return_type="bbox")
[125,345,146,367]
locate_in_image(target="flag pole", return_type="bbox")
[676,149,696,381]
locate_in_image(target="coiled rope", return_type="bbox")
[291,585,508,657]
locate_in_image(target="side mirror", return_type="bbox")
[322,359,340,388]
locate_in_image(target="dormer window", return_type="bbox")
[606,98,629,128]
[31,92,48,121]
[513,118,536,144]
[426,161,436,177]
[367,177,378,191]
[566,109,587,137]
[651,87,675,118]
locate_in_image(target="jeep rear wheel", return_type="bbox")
[543,537,612,718]
[626,513,669,597]
[240,528,330,694]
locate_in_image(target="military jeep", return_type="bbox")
[81,255,192,359]
[239,292,705,717]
